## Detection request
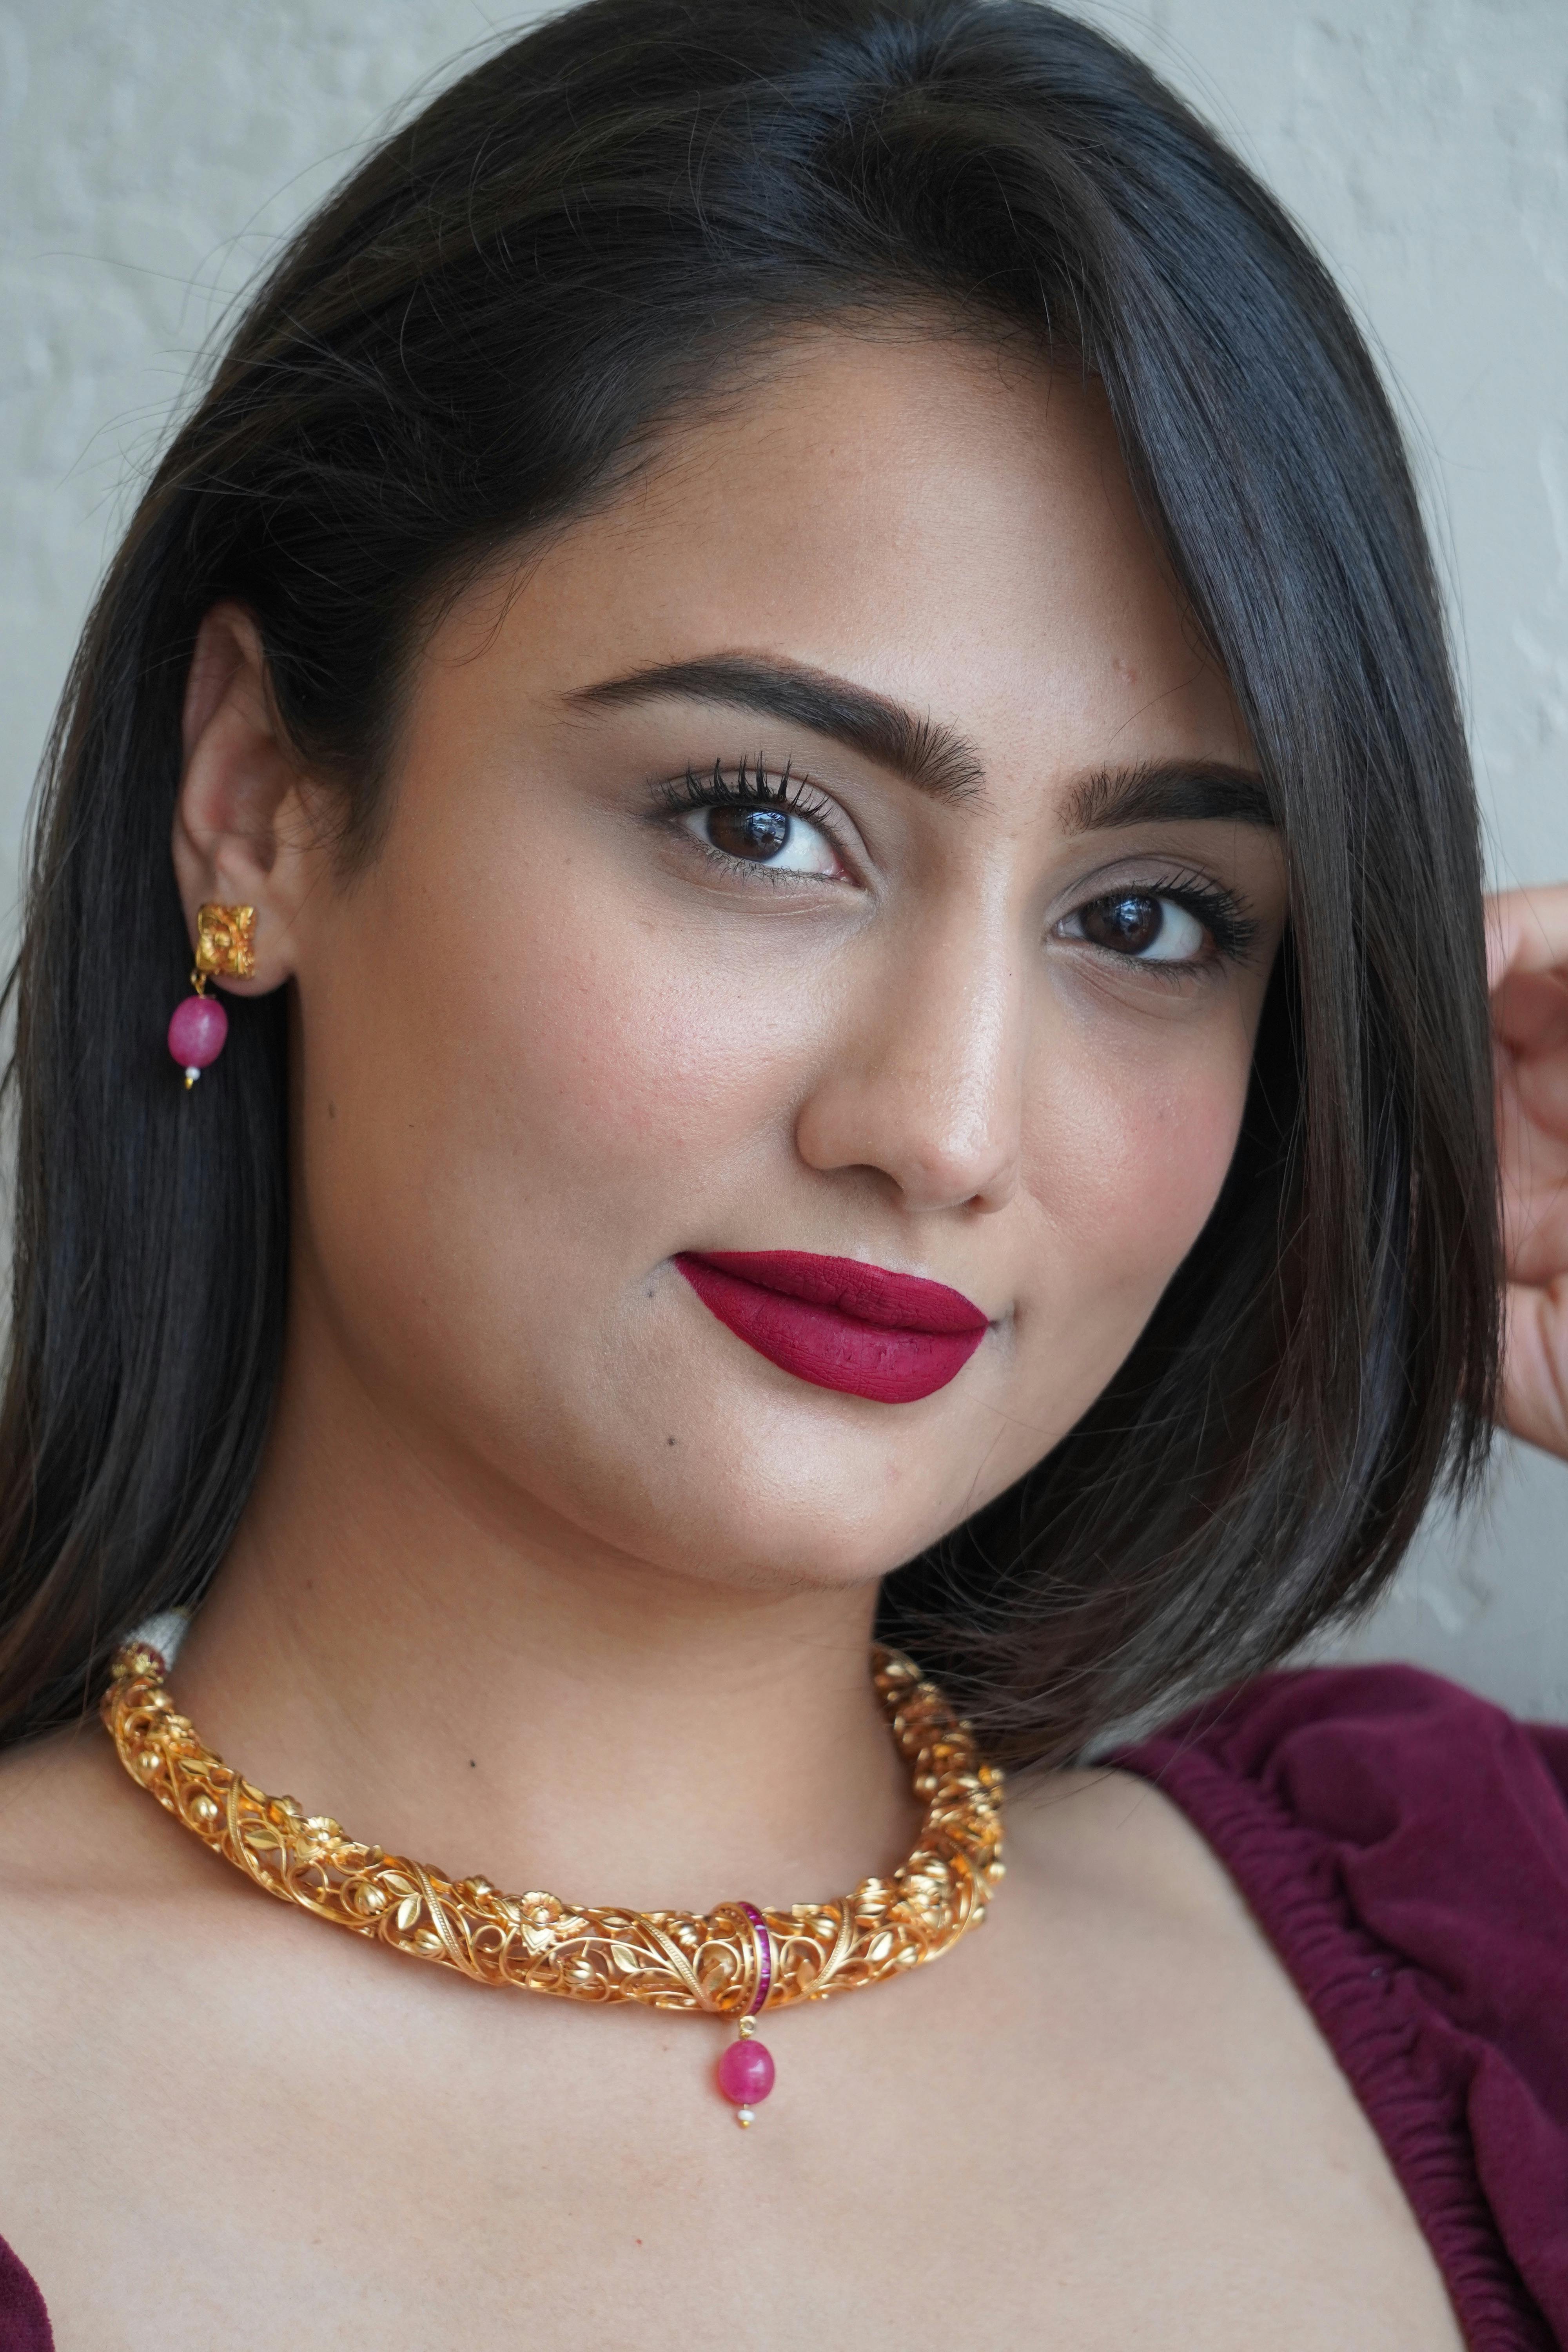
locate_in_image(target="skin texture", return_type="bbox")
[0,331,1561,2347]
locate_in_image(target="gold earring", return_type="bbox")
[167,904,257,1088]
[194,903,257,981]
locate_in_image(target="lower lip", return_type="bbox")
[673,1251,989,1404]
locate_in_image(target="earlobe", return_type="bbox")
[171,602,318,993]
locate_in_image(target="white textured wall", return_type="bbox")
[3,0,1566,1710]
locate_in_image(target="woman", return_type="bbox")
[0,0,1563,2341]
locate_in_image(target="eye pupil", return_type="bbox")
[1082,893,1163,955]
[708,806,790,861]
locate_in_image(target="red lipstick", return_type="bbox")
[674,1250,989,1404]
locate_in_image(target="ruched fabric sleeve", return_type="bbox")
[1117,1665,1568,2352]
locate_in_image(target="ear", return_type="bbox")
[172,604,327,993]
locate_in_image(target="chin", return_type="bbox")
[658,1439,1002,1593]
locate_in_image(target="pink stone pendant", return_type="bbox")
[717,1899,776,2127]
[718,2023,775,2127]
[168,989,229,1089]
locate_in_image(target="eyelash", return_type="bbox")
[650,762,1258,965]
[652,757,842,826]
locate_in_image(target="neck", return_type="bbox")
[170,1305,918,1914]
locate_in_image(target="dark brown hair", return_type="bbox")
[0,0,1497,1764]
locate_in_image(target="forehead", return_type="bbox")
[445,328,1252,787]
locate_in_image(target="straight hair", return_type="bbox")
[0,0,1497,1765]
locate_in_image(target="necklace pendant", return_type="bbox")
[719,2016,775,2124]
[717,1901,776,2125]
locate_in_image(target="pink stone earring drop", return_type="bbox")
[717,1900,778,2127]
[168,903,255,1088]
[167,986,227,1088]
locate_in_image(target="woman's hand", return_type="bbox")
[1489,885,1568,1459]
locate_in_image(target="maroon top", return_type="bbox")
[1117,1664,1568,2350]
[0,1662,1563,2346]
[0,2242,46,2352]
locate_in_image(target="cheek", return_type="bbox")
[492,920,814,1202]
[1020,1013,1252,1352]
[301,846,817,1325]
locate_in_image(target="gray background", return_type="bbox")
[3,0,1565,1711]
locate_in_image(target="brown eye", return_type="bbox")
[682,797,842,877]
[1070,891,1207,963]
[1082,893,1163,952]
[707,806,791,861]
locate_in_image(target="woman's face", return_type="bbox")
[274,331,1286,1590]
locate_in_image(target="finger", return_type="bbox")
[1503,1160,1568,1287]
[1499,1277,1568,1459]
[1486,884,1568,993]
[1492,965,1568,1058]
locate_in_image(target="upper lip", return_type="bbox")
[677,1251,990,1335]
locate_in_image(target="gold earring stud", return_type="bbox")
[194,903,257,982]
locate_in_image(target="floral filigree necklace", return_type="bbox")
[105,1628,1005,2125]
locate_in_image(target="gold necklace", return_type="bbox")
[104,1633,1004,2125]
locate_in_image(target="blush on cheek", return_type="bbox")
[510,930,820,1181]
[1040,1060,1250,1342]
[1130,1073,1245,1247]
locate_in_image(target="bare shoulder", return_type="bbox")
[1001,1759,1259,1942]
[979,1757,1327,2100]
[976,1762,1466,2348]
[0,1717,207,1897]
[0,1720,222,2084]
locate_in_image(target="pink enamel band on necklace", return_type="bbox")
[740,1900,773,2014]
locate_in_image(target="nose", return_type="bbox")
[793,909,1024,1214]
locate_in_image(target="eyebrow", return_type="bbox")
[567,654,986,804]
[568,653,1274,832]
[1063,759,1275,834]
